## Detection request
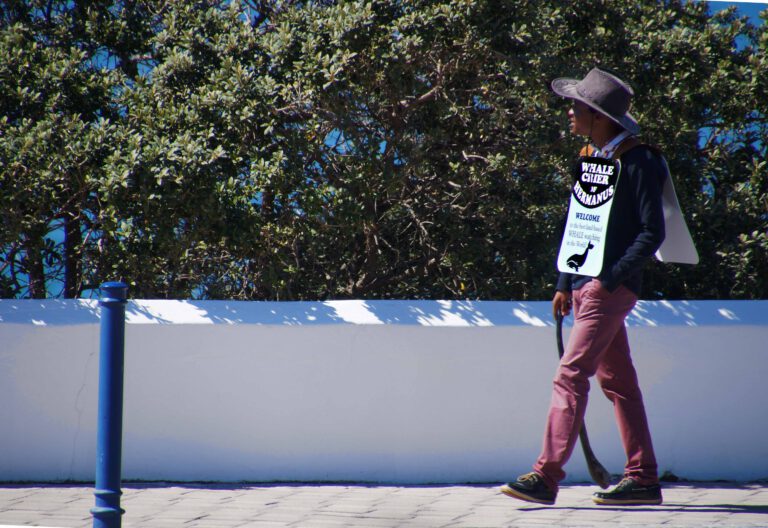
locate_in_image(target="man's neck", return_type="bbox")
[591,130,632,159]
[591,128,624,149]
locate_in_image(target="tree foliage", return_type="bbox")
[1,0,766,300]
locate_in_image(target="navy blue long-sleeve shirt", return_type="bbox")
[557,145,667,296]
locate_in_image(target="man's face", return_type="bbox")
[568,100,594,137]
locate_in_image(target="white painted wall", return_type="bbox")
[1,299,766,483]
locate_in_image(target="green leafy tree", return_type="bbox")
[0,0,154,297]
[1,0,766,300]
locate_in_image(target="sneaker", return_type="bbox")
[500,472,556,505]
[592,477,663,505]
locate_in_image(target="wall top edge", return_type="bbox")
[0,299,766,328]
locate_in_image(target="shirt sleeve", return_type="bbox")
[556,272,573,292]
[600,149,667,292]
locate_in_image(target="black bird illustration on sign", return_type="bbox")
[567,241,594,272]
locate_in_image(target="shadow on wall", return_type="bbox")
[120,299,556,326]
[0,299,765,327]
[0,300,555,327]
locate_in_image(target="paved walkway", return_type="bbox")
[1,482,767,527]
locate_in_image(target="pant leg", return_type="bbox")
[533,280,637,491]
[595,325,658,485]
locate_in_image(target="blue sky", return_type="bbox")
[709,1,767,24]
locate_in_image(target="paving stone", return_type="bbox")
[2,482,768,527]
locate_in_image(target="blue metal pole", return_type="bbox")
[92,282,128,528]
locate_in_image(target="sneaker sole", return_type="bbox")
[500,484,555,505]
[592,496,663,506]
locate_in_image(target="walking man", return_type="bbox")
[501,67,666,506]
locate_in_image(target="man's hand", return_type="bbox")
[552,290,572,319]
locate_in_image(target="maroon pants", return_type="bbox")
[533,279,658,492]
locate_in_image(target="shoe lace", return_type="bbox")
[518,472,541,484]
[615,477,637,491]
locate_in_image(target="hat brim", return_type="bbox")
[551,78,640,135]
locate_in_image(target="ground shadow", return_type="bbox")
[521,503,768,514]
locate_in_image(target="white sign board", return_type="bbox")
[557,157,620,277]
[655,159,699,264]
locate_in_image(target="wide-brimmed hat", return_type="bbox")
[551,67,640,135]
